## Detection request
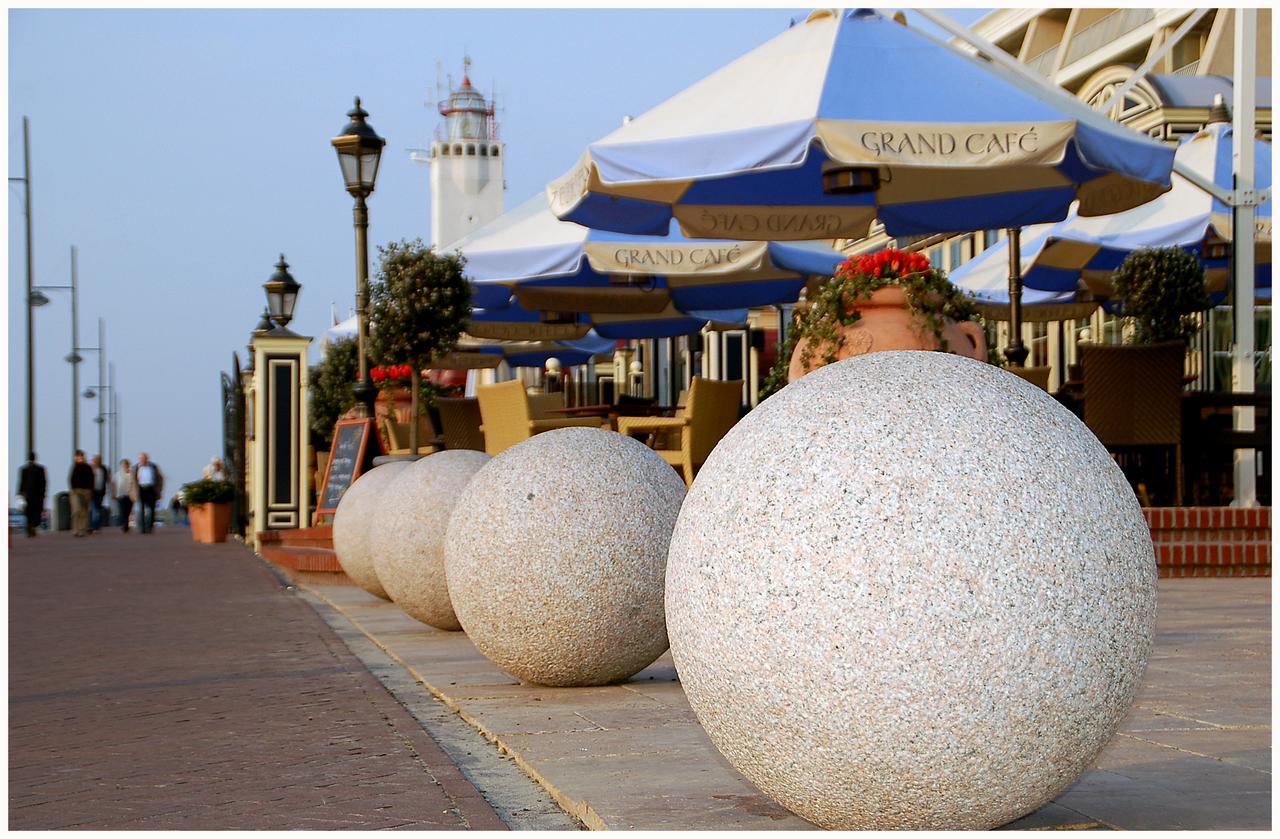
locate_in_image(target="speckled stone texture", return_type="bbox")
[665,351,1157,830]
[370,450,491,631]
[332,461,411,600]
[444,427,686,687]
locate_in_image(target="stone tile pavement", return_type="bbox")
[8,529,507,830]
[302,576,1271,831]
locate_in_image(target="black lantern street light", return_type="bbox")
[331,96,386,418]
[263,254,301,328]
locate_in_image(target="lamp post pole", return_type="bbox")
[353,194,376,417]
[96,319,106,456]
[11,117,35,457]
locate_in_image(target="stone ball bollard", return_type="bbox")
[370,450,492,631]
[332,461,411,600]
[444,427,686,687]
[665,352,1157,830]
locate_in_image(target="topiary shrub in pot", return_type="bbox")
[183,479,235,544]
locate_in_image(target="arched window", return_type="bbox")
[440,144,450,156]
[466,143,476,156]
[453,144,463,155]
[479,145,488,157]
[490,145,500,158]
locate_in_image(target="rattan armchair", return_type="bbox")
[475,380,604,455]
[616,377,743,486]
[380,414,442,457]
[1008,366,1052,391]
[1081,341,1186,505]
[436,397,485,452]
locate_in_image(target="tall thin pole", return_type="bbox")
[1232,8,1257,507]
[352,194,376,417]
[71,246,80,453]
[108,363,116,467]
[22,117,35,459]
[97,318,106,457]
[1004,228,1028,366]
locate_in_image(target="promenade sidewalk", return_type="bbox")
[8,529,507,830]
[301,575,1271,831]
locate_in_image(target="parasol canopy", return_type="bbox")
[548,8,1175,241]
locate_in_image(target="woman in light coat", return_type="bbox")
[114,459,136,533]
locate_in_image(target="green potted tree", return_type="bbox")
[1111,246,1211,346]
[183,478,235,543]
[368,239,471,456]
[1079,247,1210,506]
[762,248,985,400]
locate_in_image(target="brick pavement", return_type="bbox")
[8,529,508,830]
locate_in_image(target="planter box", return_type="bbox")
[189,502,232,544]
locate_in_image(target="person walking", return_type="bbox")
[132,453,164,534]
[114,459,136,533]
[89,454,112,533]
[69,451,95,537]
[17,453,47,538]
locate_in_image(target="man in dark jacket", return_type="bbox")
[132,453,164,534]
[17,453,47,537]
[89,454,112,533]
[69,450,95,537]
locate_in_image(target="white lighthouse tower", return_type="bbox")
[428,58,505,249]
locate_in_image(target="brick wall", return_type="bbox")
[1145,507,1271,577]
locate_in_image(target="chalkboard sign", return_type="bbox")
[316,418,380,516]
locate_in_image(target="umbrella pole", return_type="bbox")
[1003,228,1029,366]
[1231,8,1258,507]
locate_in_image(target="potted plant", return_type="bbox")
[762,248,986,398]
[1077,247,1210,506]
[183,479,235,544]
[368,239,471,456]
[1111,246,1211,346]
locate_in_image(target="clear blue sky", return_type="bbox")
[8,7,987,501]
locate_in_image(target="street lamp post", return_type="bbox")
[11,117,36,457]
[81,319,108,458]
[30,245,84,453]
[330,97,386,418]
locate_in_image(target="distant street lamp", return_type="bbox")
[263,254,301,328]
[331,96,386,418]
[31,245,85,453]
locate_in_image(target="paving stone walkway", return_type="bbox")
[8,529,507,830]
[302,575,1271,831]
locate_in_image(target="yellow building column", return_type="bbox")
[250,327,312,550]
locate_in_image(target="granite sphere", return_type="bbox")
[444,427,686,686]
[665,351,1157,830]
[332,461,411,600]
[370,450,492,631]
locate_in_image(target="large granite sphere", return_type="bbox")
[444,427,686,687]
[370,450,491,631]
[332,461,411,600]
[666,351,1157,830]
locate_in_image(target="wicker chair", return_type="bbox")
[436,397,485,452]
[380,414,442,457]
[475,380,603,455]
[1008,366,1052,391]
[527,392,566,421]
[616,377,743,486]
[1081,341,1185,505]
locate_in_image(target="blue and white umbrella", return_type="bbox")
[548,8,1174,241]
[469,296,746,342]
[435,332,617,370]
[951,123,1272,300]
[451,194,843,314]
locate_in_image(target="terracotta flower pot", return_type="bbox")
[189,502,232,544]
[788,286,987,382]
